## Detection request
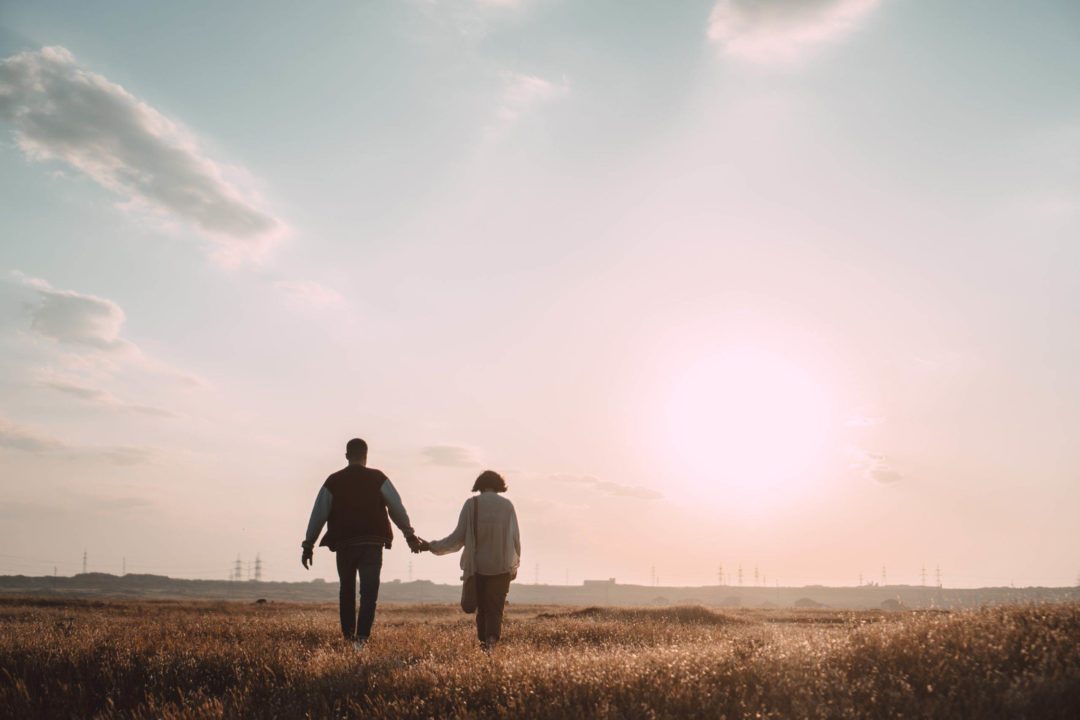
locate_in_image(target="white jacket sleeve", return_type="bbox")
[427,500,469,556]
[380,479,414,535]
[303,487,332,550]
[511,504,521,562]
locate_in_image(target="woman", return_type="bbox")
[423,470,521,651]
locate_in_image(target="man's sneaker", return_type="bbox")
[353,637,368,651]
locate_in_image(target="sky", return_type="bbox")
[1,0,1078,588]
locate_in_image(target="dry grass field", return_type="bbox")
[1,597,1078,719]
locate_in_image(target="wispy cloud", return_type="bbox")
[420,444,483,467]
[14,272,131,352]
[410,0,528,40]
[845,413,883,429]
[9,271,205,390]
[0,46,284,265]
[0,415,155,465]
[847,445,903,484]
[497,72,568,124]
[274,280,345,310]
[0,416,64,453]
[43,380,176,418]
[551,474,663,500]
[707,0,880,64]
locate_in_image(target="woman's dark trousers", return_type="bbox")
[475,572,512,643]
[335,544,383,640]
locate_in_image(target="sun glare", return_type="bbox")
[663,347,835,508]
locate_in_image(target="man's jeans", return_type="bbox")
[475,572,512,643]
[335,544,383,640]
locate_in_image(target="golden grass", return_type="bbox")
[1,598,1077,718]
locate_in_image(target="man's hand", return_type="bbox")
[406,533,426,554]
[301,545,313,569]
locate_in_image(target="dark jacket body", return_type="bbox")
[320,465,394,550]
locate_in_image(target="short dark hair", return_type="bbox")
[472,470,507,493]
[345,438,368,459]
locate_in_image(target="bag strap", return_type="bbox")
[470,495,478,573]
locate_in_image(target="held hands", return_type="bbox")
[301,545,314,569]
[406,533,430,554]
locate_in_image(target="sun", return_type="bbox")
[662,346,835,508]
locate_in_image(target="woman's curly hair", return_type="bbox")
[472,470,508,493]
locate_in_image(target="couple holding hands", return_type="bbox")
[302,438,521,651]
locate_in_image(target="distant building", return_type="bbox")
[583,578,617,587]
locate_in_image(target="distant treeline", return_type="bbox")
[1,573,1077,609]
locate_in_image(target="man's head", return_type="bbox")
[345,438,368,465]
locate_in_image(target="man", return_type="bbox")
[301,438,422,649]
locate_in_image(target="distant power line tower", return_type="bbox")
[254,554,262,582]
[920,565,926,586]
[82,550,87,575]
[737,564,743,586]
[754,565,759,586]
[718,564,724,586]
[935,565,942,588]
[881,565,887,586]
[858,571,863,587]
[233,555,243,582]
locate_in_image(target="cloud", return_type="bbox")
[551,474,663,500]
[0,415,154,465]
[409,0,527,40]
[43,380,176,418]
[20,278,130,352]
[0,46,283,265]
[0,416,65,453]
[498,72,568,124]
[93,446,156,466]
[0,495,154,524]
[869,465,902,484]
[845,413,883,428]
[479,72,568,146]
[707,0,880,64]
[847,445,902,484]
[274,280,345,310]
[9,271,205,390]
[420,444,483,467]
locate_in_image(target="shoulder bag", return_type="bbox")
[460,496,479,614]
